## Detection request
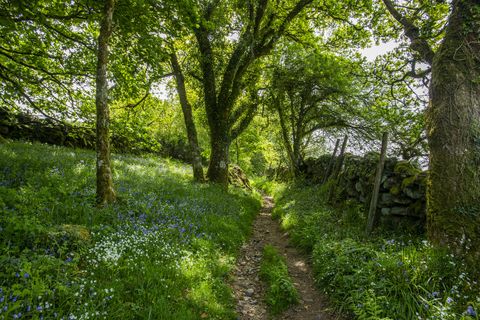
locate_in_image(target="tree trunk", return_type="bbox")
[292,137,303,177]
[170,52,205,182]
[427,0,480,263]
[276,103,297,177]
[95,0,116,206]
[207,124,230,188]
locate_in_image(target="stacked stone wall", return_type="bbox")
[303,152,426,229]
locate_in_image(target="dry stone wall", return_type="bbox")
[303,152,427,229]
[0,107,198,162]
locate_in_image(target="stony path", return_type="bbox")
[231,196,340,320]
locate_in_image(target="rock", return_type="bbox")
[392,196,411,205]
[394,160,421,176]
[383,177,397,189]
[404,187,423,199]
[355,181,363,192]
[380,193,393,205]
[390,207,409,216]
[59,224,91,242]
[229,165,252,191]
[245,288,254,297]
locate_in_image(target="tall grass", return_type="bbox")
[0,141,261,319]
[272,182,479,320]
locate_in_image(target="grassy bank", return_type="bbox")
[271,182,479,320]
[0,141,261,319]
[259,245,298,315]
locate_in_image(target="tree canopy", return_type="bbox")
[1,0,479,265]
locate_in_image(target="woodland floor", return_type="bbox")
[231,196,341,320]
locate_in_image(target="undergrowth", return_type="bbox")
[0,141,261,319]
[259,245,298,316]
[272,182,479,320]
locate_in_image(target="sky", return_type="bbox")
[360,41,398,61]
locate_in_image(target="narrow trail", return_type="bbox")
[231,196,339,320]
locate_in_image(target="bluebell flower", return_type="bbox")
[15,272,20,278]
[23,273,29,278]
[37,305,43,311]
[12,296,17,302]
[0,296,4,303]
[432,291,440,298]
[65,257,73,263]
[26,306,31,312]
[466,306,477,317]
[446,297,454,304]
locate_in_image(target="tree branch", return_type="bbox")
[382,0,435,65]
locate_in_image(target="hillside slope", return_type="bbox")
[0,141,261,319]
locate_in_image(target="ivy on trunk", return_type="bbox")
[95,0,116,205]
[383,0,480,265]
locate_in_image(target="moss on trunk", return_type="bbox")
[95,0,116,206]
[427,0,480,267]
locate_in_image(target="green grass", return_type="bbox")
[0,141,262,319]
[259,245,298,316]
[272,182,480,320]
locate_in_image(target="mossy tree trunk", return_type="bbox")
[95,0,116,206]
[207,123,230,187]
[383,0,480,266]
[170,51,205,182]
[427,0,480,262]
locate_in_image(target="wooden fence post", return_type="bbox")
[328,135,348,202]
[322,138,341,184]
[331,135,348,180]
[366,132,389,234]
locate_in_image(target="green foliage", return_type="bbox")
[259,245,299,315]
[251,177,285,198]
[273,183,480,319]
[0,141,261,319]
[266,42,362,172]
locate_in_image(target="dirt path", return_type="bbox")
[231,196,340,320]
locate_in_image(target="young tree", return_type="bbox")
[382,0,480,262]
[268,46,355,176]
[170,50,205,182]
[95,0,116,205]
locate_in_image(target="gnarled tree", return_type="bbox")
[382,0,480,263]
[171,0,315,187]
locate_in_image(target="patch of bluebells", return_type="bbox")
[466,305,477,317]
[1,142,258,319]
[417,270,480,319]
